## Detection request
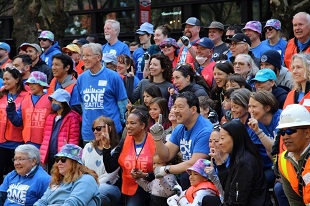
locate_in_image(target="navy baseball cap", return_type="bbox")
[193,37,214,49]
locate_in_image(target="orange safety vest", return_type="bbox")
[0,91,29,143]
[278,150,310,204]
[185,181,219,203]
[118,132,155,195]
[0,58,12,69]
[75,60,85,75]
[284,38,310,71]
[21,94,51,145]
[47,76,76,95]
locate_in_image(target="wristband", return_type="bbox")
[164,165,171,174]
[256,129,263,136]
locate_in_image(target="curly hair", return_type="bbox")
[50,159,99,187]
[149,53,172,83]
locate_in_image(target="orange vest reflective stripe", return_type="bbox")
[185,181,219,203]
[284,38,310,71]
[47,77,76,95]
[118,132,155,195]
[21,94,51,145]
[0,91,29,143]
[278,151,310,204]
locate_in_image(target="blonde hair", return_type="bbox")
[290,53,310,91]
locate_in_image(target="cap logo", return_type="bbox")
[261,55,268,62]
[199,39,204,43]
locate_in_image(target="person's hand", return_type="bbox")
[131,168,140,179]
[126,99,132,111]
[154,166,167,178]
[168,87,175,96]
[173,181,183,196]
[128,66,134,77]
[144,52,150,64]
[150,114,164,141]
[180,36,192,49]
[100,124,110,148]
[6,97,16,112]
[209,147,223,165]
[247,114,259,133]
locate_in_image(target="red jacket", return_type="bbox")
[284,38,310,70]
[40,110,81,164]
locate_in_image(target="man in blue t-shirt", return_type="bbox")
[150,91,213,189]
[77,43,127,144]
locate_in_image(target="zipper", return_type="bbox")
[236,182,239,202]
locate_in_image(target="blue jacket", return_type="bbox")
[40,41,61,67]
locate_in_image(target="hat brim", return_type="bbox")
[135,31,148,35]
[276,122,310,129]
[206,26,224,31]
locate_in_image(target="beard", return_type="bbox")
[105,34,111,41]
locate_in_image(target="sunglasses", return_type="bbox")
[64,51,76,56]
[38,38,49,42]
[160,44,173,49]
[279,127,308,136]
[92,125,106,132]
[55,157,67,163]
[233,62,246,66]
[264,27,274,32]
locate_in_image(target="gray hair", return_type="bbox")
[82,43,103,57]
[15,144,40,165]
[291,53,310,91]
[230,88,251,108]
[236,53,259,77]
[105,19,120,36]
[293,12,310,24]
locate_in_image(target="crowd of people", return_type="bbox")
[0,10,309,206]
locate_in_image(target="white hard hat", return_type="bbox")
[276,104,310,129]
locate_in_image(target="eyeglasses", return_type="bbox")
[264,27,274,32]
[278,128,297,136]
[12,158,31,162]
[92,125,106,132]
[230,42,246,48]
[38,38,49,42]
[233,62,246,66]
[64,51,77,56]
[160,44,173,49]
[55,157,67,163]
[82,54,98,58]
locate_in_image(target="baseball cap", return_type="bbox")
[182,17,200,26]
[207,21,224,31]
[193,37,214,49]
[186,159,211,178]
[251,68,276,83]
[76,38,89,46]
[0,42,10,52]
[25,71,49,88]
[226,33,251,46]
[242,21,262,34]
[38,30,54,41]
[102,53,117,65]
[260,50,281,69]
[264,19,282,31]
[48,89,71,105]
[62,44,81,54]
[55,144,83,165]
[136,22,154,35]
[20,43,42,53]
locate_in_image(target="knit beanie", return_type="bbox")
[260,50,281,69]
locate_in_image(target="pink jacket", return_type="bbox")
[40,110,81,164]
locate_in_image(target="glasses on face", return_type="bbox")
[38,38,49,42]
[55,157,67,163]
[264,27,274,32]
[92,125,106,132]
[278,128,298,136]
[64,51,76,56]
[12,158,31,162]
[230,42,245,48]
[233,62,246,66]
[160,44,172,49]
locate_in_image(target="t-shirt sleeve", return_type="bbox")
[168,125,183,146]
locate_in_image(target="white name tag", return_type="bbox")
[98,80,107,86]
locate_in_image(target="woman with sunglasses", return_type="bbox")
[102,107,156,206]
[130,53,173,104]
[40,89,81,173]
[205,120,272,206]
[34,144,101,206]
[82,116,121,206]
[159,38,179,68]
[247,90,281,188]
[0,67,29,184]
[0,144,50,205]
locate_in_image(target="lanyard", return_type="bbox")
[133,133,147,169]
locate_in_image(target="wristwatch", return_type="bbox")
[164,165,171,174]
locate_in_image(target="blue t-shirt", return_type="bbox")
[77,66,127,139]
[250,42,271,59]
[261,39,287,64]
[102,40,130,58]
[132,47,147,80]
[0,166,50,206]
[169,115,213,160]
[258,109,282,140]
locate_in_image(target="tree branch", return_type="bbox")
[293,0,310,10]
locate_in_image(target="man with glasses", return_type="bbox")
[284,12,310,70]
[77,43,127,145]
[277,104,310,205]
[19,43,53,83]
[150,91,213,190]
[62,43,84,75]
[242,21,271,59]
[261,19,287,63]
[226,33,260,67]
[38,30,61,67]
